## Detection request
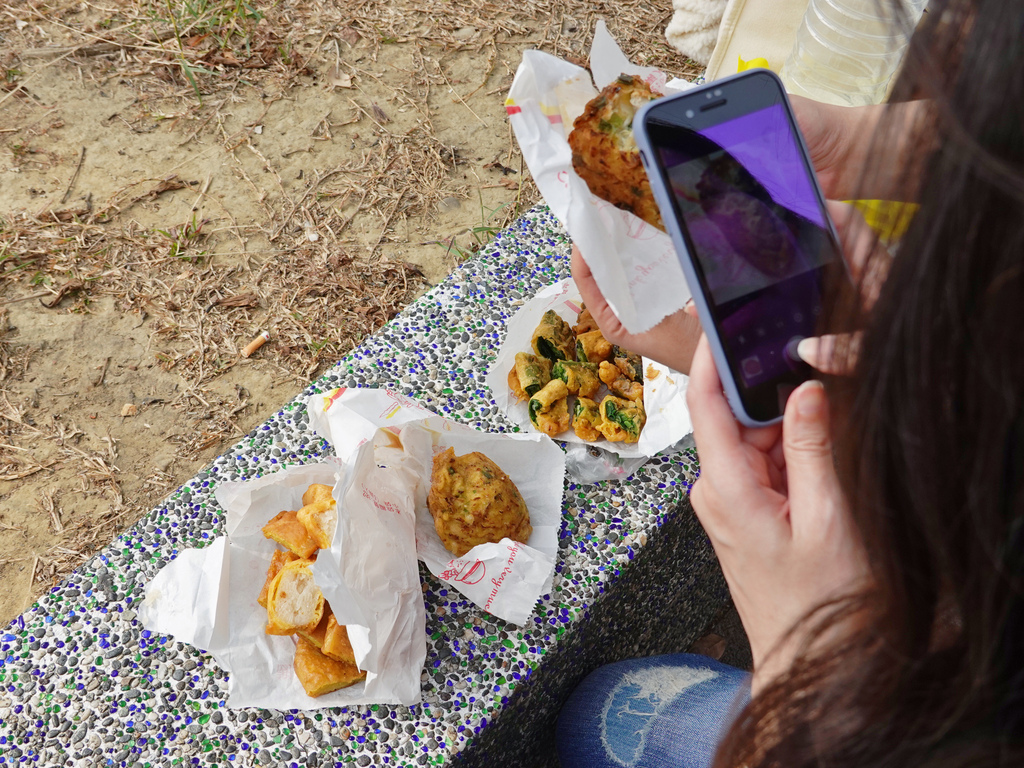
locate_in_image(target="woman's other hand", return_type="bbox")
[687,336,870,695]
[571,244,702,374]
[791,96,934,202]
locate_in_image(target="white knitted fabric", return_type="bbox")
[665,0,729,66]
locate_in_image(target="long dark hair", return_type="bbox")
[716,1,1024,765]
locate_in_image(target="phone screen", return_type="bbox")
[645,95,842,422]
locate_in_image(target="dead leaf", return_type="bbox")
[40,280,84,308]
[143,176,188,201]
[327,64,353,89]
[499,177,518,190]
[213,293,260,309]
[371,103,390,123]
[340,27,361,46]
[121,404,137,417]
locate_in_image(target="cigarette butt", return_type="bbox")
[242,331,271,358]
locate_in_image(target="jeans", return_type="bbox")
[556,654,751,768]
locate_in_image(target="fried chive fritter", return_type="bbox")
[568,74,663,229]
[427,448,532,557]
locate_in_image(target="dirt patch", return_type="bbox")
[0,0,697,625]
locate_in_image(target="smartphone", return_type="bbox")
[634,69,846,426]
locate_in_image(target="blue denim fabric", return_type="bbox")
[556,654,751,768]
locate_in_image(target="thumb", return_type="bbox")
[782,380,842,531]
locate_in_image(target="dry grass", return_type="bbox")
[0,0,697,607]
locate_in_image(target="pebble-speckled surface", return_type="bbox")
[0,206,726,767]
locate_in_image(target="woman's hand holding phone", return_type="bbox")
[687,335,871,695]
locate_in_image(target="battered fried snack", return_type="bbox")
[293,636,366,698]
[515,352,552,397]
[552,360,602,399]
[568,74,664,229]
[266,559,324,634]
[427,447,532,557]
[599,396,646,443]
[297,608,332,648]
[302,483,333,506]
[573,397,604,442]
[600,361,644,402]
[573,305,599,336]
[322,613,357,664]
[297,496,337,550]
[576,329,613,364]
[529,379,571,438]
[262,510,319,559]
[612,346,644,382]
[531,310,576,361]
[508,366,528,403]
[258,549,301,608]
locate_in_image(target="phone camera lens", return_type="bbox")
[685,109,695,118]
[713,88,722,96]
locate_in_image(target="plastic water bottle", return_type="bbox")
[780,0,928,106]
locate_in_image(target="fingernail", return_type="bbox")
[683,298,697,316]
[796,337,819,365]
[796,380,825,418]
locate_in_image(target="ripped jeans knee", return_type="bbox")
[556,654,750,768]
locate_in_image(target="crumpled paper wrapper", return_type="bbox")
[484,278,692,458]
[306,387,566,626]
[139,455,427,708]
[506,20,695,335]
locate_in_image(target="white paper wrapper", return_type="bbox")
[139,457,427,708]
[506,21,696,335]
[484,278,692,458]
[306,388,566,626]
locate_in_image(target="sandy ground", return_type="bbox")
[0,0,695,627]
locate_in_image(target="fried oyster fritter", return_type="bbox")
[568,74,663,229]
[428,448,532,557]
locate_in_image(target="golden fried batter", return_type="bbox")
[568,74,663,229]
[427,448,532,557]
[600,361,644,403]
[573,397,604,442]
[529,379,571,437]
[293,636,365,697]
[258,548,300,609]
[262,510,319,559]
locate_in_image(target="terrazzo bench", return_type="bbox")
[0,206,728,767]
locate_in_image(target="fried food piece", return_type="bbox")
[427,447,532,557]
[293,636,365,697]
[600,361,644,402]
[266,559,324,634]
[262,510,319,559]
[576,329,613,364]
[573,397,604,442]
[297,496,337,550]
[552,360,602,399]
[535,397,570,438]
[612,346,644,382]
[568,74,663,229]
[531,310,576,361]
[322,613,357,664]
[258,549,300,608]
[529,379,571,437]
[574,305,599,335]
[598,396,646,444]
[515,352,552,397]
[297,604,332,648]
[508,366,528,403]
[302,483,333,506]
